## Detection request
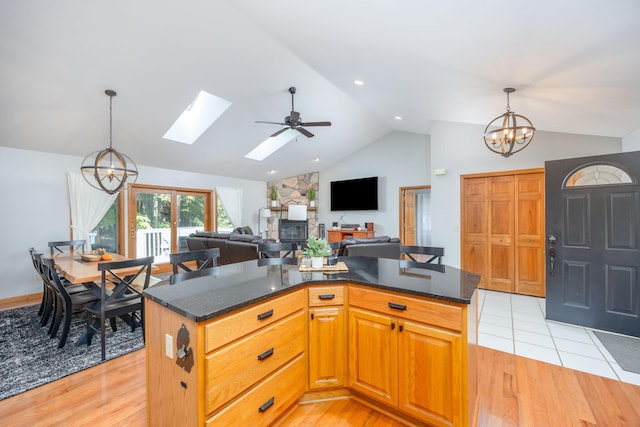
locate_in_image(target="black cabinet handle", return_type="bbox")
[257,309,274,321]
[388,302,407,311]
[399,325,404,332]
[258,397,275,413]
[257,347,274,361]
[391,322,395,330]
[318,294,335,300]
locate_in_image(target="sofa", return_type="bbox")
[185,228,273,265]
[338,236,402,259]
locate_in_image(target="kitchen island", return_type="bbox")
[143,256,479,427]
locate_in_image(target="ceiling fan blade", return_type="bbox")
[296,127,314,138]
[300,121,331,127]
[270,127,289,138]
[255,120,286,125]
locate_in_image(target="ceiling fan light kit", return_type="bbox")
[81,89,139,194]
[483,87,535,158]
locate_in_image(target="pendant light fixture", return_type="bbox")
[81,89,138,194]
[483,88,535,158]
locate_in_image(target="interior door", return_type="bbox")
[545,152,640,337]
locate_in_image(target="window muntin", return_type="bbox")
[564,164,633,188]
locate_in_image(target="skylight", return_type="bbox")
[163,90,232,144]
[244,129,298,161]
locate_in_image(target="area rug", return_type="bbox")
[0,304,144,400]
[593,330,640,374]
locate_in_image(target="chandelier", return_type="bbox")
[483,88,535,158]
[81,89,138,194]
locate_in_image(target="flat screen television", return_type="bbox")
[330,176,378,211]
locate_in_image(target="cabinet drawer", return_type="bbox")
[205,289,304,352]
[308,286,344,307]
[205,310,305,414]
[349,286,462,331]
[206,354,306,427]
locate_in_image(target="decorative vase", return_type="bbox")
[309,200,315,207]
[311,256,324,269]
[271,200,277,207]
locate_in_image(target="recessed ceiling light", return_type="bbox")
[245,129,298,161]
[268,169,277,175]
[354,80,364,86]
[163,91,232,144]
[394,115,403,120]
[313,157,320,163]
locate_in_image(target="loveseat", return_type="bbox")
[337,236,402,259]
[185,228,273,265]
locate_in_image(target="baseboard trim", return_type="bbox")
[0,292,42,310]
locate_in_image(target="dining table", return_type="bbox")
[47,252,156,346]
[49,252,138,284]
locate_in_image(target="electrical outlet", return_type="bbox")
[165,334,173,359]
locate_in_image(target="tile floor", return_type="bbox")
[477,288,640,386]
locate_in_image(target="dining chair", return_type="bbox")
[169,248,220,275]
[48,240,87,256]
[170,267,220,285]
[399,245,444,264]
[84,256,154,360]
[41,257,98,348]
[257,242,298,266]
[29,248,54,325]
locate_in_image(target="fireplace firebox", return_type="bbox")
[279,219,308,244]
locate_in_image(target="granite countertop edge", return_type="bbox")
[144,276,477,323]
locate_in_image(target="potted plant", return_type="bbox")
[270,186,278,207]
[303,235,331,269]
[307,185,316,207]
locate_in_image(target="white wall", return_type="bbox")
[317,131,430,237]
[430,120,622,268]
[0,146,265,300]
[622,129,640,152]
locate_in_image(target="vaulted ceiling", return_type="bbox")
[1,0,639,181]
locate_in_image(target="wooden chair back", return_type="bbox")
[48,240,86,255]
[399,245,444,264]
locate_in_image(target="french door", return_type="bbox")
[127,185,213,265]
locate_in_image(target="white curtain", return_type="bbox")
[67,173,118,250]
[216,187,243,228]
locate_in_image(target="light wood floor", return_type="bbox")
[1,347,639,426]
[2,303,640,426]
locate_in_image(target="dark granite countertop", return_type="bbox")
[143,256,480,322]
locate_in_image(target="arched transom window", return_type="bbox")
[564,164,633,188]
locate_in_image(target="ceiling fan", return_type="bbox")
[255,87,331,138]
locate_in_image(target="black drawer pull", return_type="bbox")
[318,294,335,300]
[258,397,275,413]
[257,309,274,320]
[257,347,274,361]
[388,302,407,311]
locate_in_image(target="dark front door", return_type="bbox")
[545,151,640,337]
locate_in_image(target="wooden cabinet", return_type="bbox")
[146,290,306,426]
[347,286,473,427]
[327,229,374,243]
[461,169,545,297]
[308,286,346,390]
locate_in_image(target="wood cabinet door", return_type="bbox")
[398,320,461,427]
[515,173,545,296]
[348,308,398,406]
[308,307,345,389]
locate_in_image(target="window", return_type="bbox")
[90,196,123,254]
[565,164,633,187]
[217,197,234,232]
